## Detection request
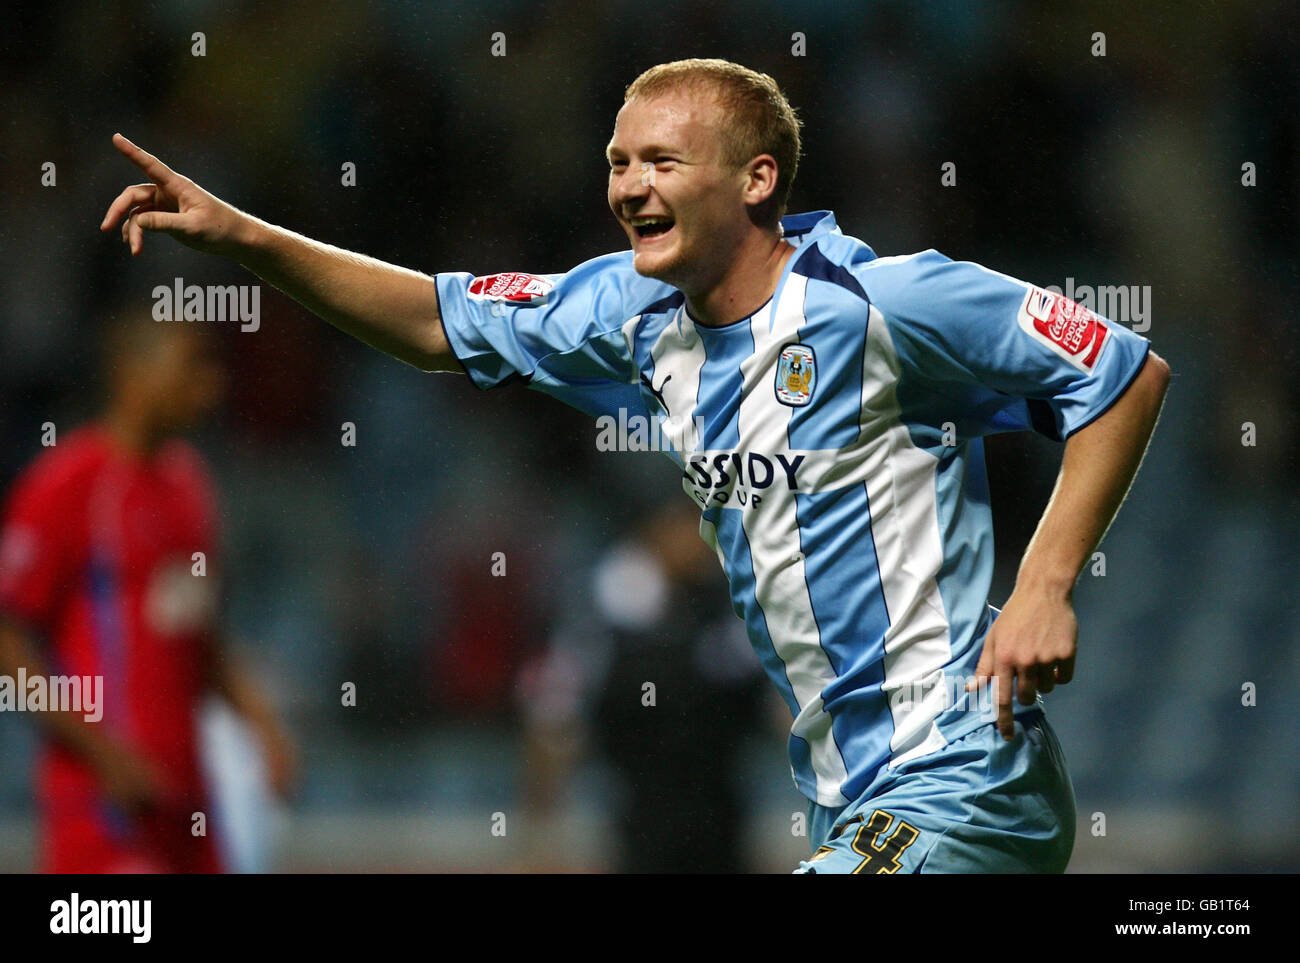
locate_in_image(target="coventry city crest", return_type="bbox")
[774,343,816,407]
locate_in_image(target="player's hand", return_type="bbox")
[259,724,300,800]
[965,585,1077,741]
[100,133,249,257]
[92,741,169,817]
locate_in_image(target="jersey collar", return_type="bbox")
[779,210,839,243]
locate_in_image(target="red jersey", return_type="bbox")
[0,424,223,872]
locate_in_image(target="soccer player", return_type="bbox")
[100,57,1170,873]
[0,316,296,873]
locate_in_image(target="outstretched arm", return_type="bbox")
[100,134,457,372]
[968,351,1172,739]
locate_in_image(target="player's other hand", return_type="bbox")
[100,133,248,257]
[92,740,170,817]
[259,723,300,801]
[965,585,1077,741]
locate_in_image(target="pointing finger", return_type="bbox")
[111,133,179,188]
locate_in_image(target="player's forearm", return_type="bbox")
[103,135,457,371]
[1015,352,1171,597]
[0,620,118,767]
[206,644,283,738]
[233,215,457,372]
[204,641,298,796]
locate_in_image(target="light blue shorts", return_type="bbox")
[795,708,1075,873]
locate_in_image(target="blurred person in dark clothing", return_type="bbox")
[517,499,767,873]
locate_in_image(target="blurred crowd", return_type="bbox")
[0,0,1295,871]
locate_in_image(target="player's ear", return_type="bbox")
[743,154,779,205]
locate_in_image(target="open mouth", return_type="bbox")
[631,216,675,240]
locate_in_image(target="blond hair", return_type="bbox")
[625,59,802,227]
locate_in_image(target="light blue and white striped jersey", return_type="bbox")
[437,210,1150,806]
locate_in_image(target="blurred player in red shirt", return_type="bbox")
[0,315,295,873]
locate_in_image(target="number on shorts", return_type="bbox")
[831,809,920,874]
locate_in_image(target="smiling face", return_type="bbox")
[606,88,759,294]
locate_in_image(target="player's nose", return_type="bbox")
[609,164,651,208]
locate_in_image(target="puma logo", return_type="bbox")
[641,373,672,416]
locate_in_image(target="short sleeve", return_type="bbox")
[860,250,1150,440]
[435,252,670,422]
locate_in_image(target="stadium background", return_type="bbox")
[0,0,1295,871]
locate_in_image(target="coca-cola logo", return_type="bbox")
[467,272,554,304]
[1019,287,1107,371]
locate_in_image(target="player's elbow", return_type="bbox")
[417,323,461,373]
[402,315,458,373]
[1119,351,1171,430]
[1143,351,1171,396]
